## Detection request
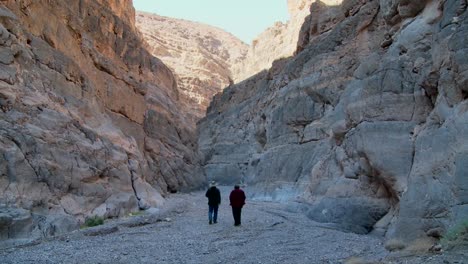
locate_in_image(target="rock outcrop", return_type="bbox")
[198,0,468,249]
[136,12,248,125]
[0,0,204,242]
[232,0,344,82]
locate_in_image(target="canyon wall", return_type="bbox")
[0,0,204,242]
[199,0,468,248]
[232,0,343,82]
[136,12,248,125]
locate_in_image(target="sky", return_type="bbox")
[132,0,289,44]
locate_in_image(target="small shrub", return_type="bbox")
[84,216,104,228]
[129,211,144,217]
[441,220,468,249]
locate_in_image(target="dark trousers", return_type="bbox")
[232,207,242,225]
[208,205,218,222]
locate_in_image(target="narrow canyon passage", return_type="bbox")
[1,0,467,260]
[1,187,466,264]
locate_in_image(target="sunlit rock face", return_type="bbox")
[0,0,204,241]
[232,0,344,82]
[198,0,468,247]
[136,12,248,126]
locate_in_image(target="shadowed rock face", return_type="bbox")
[136,12,248,126]
[232,0,344,82]
[0,0,204,241]
[198,0,468,247]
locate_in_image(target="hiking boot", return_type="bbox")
[209,220,212,225]
[213,221,217,224]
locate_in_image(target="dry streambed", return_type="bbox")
[0,188,466,264]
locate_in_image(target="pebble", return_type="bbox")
[0,191,466,264]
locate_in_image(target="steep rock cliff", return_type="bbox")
[232,0,344,82]
[199,0,468,248]
[0,0,204,241]
[136,12,248,125]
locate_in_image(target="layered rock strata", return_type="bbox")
[136,12,248,125]
[198,0,468,248]
[232,0,344,82]
[0,0,203,241]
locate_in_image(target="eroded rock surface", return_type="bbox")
[198,0,468,248]
[0,0,204,241]
[136,12,248,125]
[232,0,344,82]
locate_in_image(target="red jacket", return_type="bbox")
[229,189,246,208]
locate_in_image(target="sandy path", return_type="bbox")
[0,187,465,264]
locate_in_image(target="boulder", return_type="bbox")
[0,207,33,240]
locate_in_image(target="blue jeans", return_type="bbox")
[208,205,219,222]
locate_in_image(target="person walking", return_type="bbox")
[229,184,246,226]
[205,181,221,224]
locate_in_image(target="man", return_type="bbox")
[229,184,246,226]
[205,181,221,224]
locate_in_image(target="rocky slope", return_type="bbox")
[0,0,204,242]
[198,0,468,250]
[232,0,344,82]
[136,12,248,125]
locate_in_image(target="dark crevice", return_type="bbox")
[9,136,41,182]
[421,71,439,107]
[126,155,141,207]
[167,187,178,194]
[356,154,400,235]
[255,127,267,148]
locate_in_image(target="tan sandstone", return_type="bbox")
[136,12,248,125]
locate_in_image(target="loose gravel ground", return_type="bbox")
[1,187,466,264]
